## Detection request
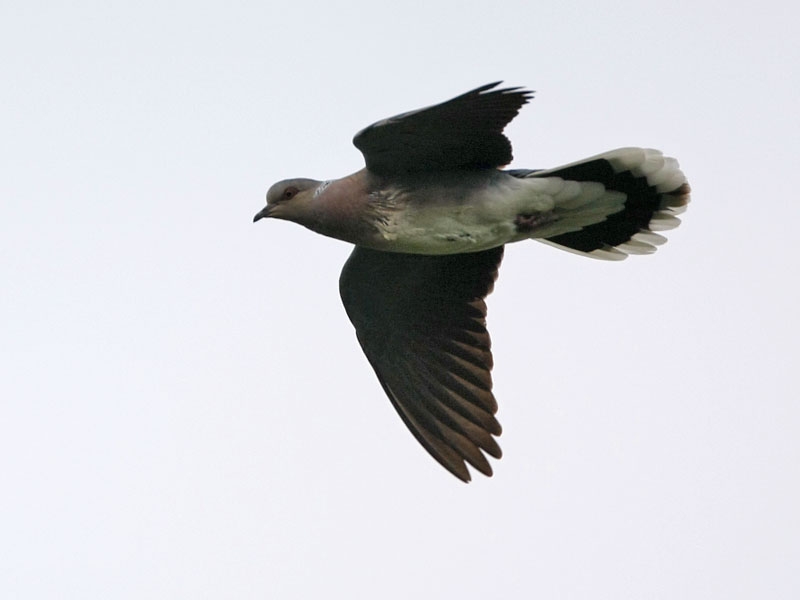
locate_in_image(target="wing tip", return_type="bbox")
[473,81,535,101]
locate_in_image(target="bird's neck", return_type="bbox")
[303,170,386,245]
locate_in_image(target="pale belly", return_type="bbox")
[366,174,576,255]
[376,207,522,254]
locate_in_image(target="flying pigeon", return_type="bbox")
[254,82,690,482]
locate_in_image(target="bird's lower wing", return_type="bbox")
[339,246,504,481]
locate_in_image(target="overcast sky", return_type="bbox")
[2,1,798,598]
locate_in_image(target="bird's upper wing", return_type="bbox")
[339,245,504,482]
[352,82,533,176]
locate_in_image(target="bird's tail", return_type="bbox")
[508,148,690,260]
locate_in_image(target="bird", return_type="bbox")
[253,82,690,482]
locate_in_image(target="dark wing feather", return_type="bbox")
[353,82,533,176]
[339,246,504,482]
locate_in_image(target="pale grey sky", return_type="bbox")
[2,1,798,598]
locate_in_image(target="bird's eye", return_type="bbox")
[283,186,299,200]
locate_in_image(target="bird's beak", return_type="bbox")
[253,205,272,223]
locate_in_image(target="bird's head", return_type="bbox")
[253,178,322,223]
